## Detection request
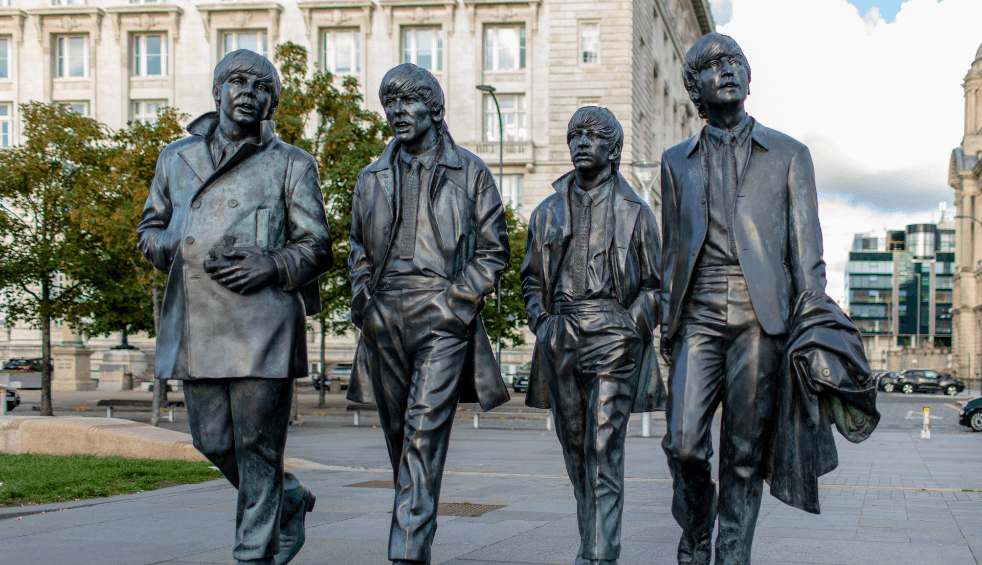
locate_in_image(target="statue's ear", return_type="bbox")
[608,141,621,163]
[432,105,445,126]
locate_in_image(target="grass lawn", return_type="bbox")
[0,453,223,506]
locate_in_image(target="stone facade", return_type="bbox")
[0,0,713,377]
[948,41,982,387]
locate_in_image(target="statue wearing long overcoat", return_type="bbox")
[137,112,333,380]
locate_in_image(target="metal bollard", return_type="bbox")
[353,411,360,426]
[546,413,553,431]
[0,396,6,416]
[168,405,176,422]
[641,412,651,437]
[921,407,930,439]
[107,407,114,418]
[473,413,480,429]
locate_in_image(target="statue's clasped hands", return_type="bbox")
[204,246,278,294]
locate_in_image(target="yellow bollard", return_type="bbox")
[921,407,930,439]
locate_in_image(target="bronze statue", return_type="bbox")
[521,106,664,565]
[659,33,878,565]
[137,50,333,565]
[346,63,511,565]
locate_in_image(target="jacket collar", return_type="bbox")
[370,134,463,173]
[186,111,277,146]
[181,112,277,183]
[686,116,770,157]
[551,170,645,205]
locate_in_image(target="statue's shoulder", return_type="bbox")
[752,122,808,156]
[161,133,200,158]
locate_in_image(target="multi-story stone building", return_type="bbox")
[0,0,714,380]
[845,222,955,372]
[949,41,982,386]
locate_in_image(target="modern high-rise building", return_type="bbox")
[845,221,955,370]
[0,0,715,377]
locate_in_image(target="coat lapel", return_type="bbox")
[611,173,642,275]
[178,139,214,185]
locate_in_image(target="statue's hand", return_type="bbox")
[211,248,278,294]
[659,334,674,367]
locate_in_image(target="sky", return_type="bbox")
[704,0,982,304]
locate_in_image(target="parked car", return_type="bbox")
[2,386,20,411]
[958,396,982,432]
[2,358,45,372]
[313,364,351,390]
[877,371,900,393]
[512,362,531,393]
[894,369,964,396]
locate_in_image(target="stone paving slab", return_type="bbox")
[0,428,979,565]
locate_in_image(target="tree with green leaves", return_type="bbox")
[64,107,189,344]
[273,43,531,403]
[0,102,112,415]
[274,42,389,405]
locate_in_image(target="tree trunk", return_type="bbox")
[150,282,163,426]
[40,280,52,417]
[318,317,327,408]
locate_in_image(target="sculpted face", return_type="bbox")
[383,91,440,147]
[568,125,617,178]
[218,70,274,128]
[696,50,749,110]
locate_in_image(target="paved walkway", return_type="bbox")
[1,415,980,565]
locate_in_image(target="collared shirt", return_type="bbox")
[697,114,754,268]
[553,177,616,302]
[210,126,260,169]
[382,141,449,280]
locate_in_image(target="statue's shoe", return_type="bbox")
[677,529,711,565]
[275,486,316,565]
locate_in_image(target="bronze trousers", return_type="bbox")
[361,285,469,564]
[539,300,643,564]
[184,378,296,565]
[661,270,782,565]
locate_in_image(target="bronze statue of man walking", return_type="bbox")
[138,50,333,565]
[659,33,878,565]
[346,63,511,565]
[522,106,663,565]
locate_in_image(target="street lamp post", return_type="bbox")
[477,84,504,366]
[630,161,661,207]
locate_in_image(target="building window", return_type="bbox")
[484,25,525,71]
[221,31,269,59]
[52,0,86,5]
[0,103,11,147]
[56,36,88,78]
[130,0,161,3]
[578,98,600,107]
[132,100,166,123]
[60,101,89,115]
[0,38,8,79]
[403,27,442,71]
[322,29,360,73]
[132,34,167,76]
[484,94,527,142]
[499,174,523,212]
[580,21,599,64]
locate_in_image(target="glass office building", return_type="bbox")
[846,223,955,350]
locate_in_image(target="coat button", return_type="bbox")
[383,226,390,234]
[192,201,201,209]
[806,418,815,427]
[822,368,831,377]
[228,199,238,208]
[225,236,236,246]
[185,236,194,245]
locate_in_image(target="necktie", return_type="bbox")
[400,158,422,260]
[571,191,593,299]
[721,131,738,256]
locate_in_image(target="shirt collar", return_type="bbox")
[399,140,441,171]
[703,114,754,150]
[571,177,613,206]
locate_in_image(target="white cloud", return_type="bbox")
[711,0,982,303]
